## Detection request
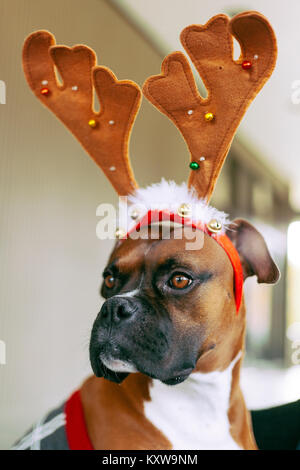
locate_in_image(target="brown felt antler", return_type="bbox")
[143,11,277,201]
[22,31,141,196]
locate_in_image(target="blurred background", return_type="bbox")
[0,0,299,449]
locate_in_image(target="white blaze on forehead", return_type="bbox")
[144,351,243,450]
[117,179,230,235]
[114,289,140,298]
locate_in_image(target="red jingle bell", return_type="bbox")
[242,60,252,70]
[40,87,50,96]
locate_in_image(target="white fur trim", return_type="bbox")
[117,180,230,234]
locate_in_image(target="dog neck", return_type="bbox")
[143,351,243,450]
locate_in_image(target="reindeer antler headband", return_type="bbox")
[22,30,141,196]
[143,11,277,200]
[22,11,277,312]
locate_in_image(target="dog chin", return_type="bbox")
[96,354,193,386]
[100,354,138,374]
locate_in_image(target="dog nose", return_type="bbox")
[100,296,137,327]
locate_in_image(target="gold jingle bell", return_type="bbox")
[177,203,191,218]
[115,228,126,239]
[204,112,214,122]
[130,208,140,221]
[88,119,97,128]
[206,219,222,233]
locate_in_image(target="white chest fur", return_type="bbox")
[144,352,242,450]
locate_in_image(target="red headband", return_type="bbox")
[120,210,243,313]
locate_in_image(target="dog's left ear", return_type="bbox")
[226,219,280,284]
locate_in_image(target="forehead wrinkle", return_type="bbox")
[109,238,157,276]
[117,251,144,275]
[146,252,201,274]
[142,235,231,276]
[137,236,193,272]
[114,237,179,279]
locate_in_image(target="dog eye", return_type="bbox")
[104,275,115,289]
[169,273,192,289]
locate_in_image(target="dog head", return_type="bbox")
[89,219,279,385]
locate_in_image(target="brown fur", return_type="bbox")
[80,224,278,450]
[81,373,171,450]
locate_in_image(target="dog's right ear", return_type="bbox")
[226,219,280,284]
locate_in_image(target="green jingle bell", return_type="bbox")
[189,161,199,170]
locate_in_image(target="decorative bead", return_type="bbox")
[115,228,126,239]
[189,161,199,170]
[187,110,193,115]
[204,112,214,122]
[130,209,140,220]
[71,85,78,91]
[41,80,48,85]
[242,60,252,70]
[207,219,222,233]
[88,119,97,128]
[199,156,205,161]
[40,87,50,96]
[109,120,115,125]
[177,203,191,218]
[109,166,116,171]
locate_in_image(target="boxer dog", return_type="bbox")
[85,220,279,450]
[19,11,278,450]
